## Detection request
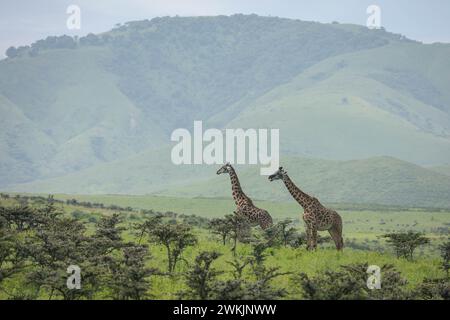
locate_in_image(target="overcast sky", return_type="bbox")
[1,0,450,56]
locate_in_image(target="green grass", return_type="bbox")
[6,193,449,251]
[46,193,450,257]
[1,194,448,300]
[143,239,445,299]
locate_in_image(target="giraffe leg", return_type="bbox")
[305,225,312,250]
[306,225,317,251]
[328,223,343,251]
[310,227,318,250]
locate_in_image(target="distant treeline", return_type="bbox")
[0,193,211,228]
[5,33,108,58]
[4,14,413,59]
[1,193,134,212]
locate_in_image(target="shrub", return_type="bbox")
[292,263,409,300]
[382,231,430,260]
[180,251,222,299]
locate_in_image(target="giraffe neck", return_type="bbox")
[282,174,312,208]
[228,167,252,206]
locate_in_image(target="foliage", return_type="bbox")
[0,213,26,285]
[107,244,159,300]
[0,195,449,300]
[274,219,299,247]
[0,200,159,299]
[293,263,409,300]
[413,277,450,300]
[439,239,450,277]
[226,214,252,256]
[180,251,223,299]
[209,218,233,245]
[3,16,450,206]
[138,218,197,272]
[5,46,18,58]
[245,243,290,299]
[382,231,430,260]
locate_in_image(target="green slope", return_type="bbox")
[216,43,450,165]
[155,156,450,208]
[1,15,450,204]
[5,146,212,194]
[0,95,56,185]
[8,154,450,208]
[0,47,167,182]
[0,15,422,186]
[429,165,450,177]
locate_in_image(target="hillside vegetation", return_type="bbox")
[430,165,450,177]
[1,15,450,207]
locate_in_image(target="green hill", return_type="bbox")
[215,43,450,164]
[1,15,450,207]
[8,155,450,208]
[0,47,166,185]
[429,164,450,177]
[155,156,450,208]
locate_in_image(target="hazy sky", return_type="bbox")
[1,0,450,56]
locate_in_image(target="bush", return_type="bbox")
[179,251,222,299]
[382,231,430,260]
[292,263,409,300]
[413,277,450,300]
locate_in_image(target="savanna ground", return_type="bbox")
[0,193,449,300]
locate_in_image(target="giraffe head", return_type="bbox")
[216,162,232,175]
[268,167,286,182]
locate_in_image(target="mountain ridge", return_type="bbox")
[1,15,450,207]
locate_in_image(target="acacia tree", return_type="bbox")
[382,231,430,261]
[24,216,92,300]
[211,257,251,300]
[180,251,223,299]
[134,215,162,244]
[277,219,298,247]
[293,263,409,300]
[107,244,158,300]
[82,214,127,298]
[143,220,197,273]
[0,205,39,231]
[226,214,251,256]
[209,218,233,245]
[227,257,251,280]
[264,219,298,247]
[245,243,290,299]
[92,213,125,251]
[22,205,127,300]
[440,240,450,278]
[0,213,27,288]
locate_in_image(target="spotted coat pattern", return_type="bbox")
[218,164,273,229]
[281,172,343,250]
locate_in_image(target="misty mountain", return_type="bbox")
[1,14,450,206]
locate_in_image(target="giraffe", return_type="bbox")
[217,163,273,229]
[269,167,343,251]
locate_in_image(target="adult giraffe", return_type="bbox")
[269,167,343,250]
[217,163,273,229]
